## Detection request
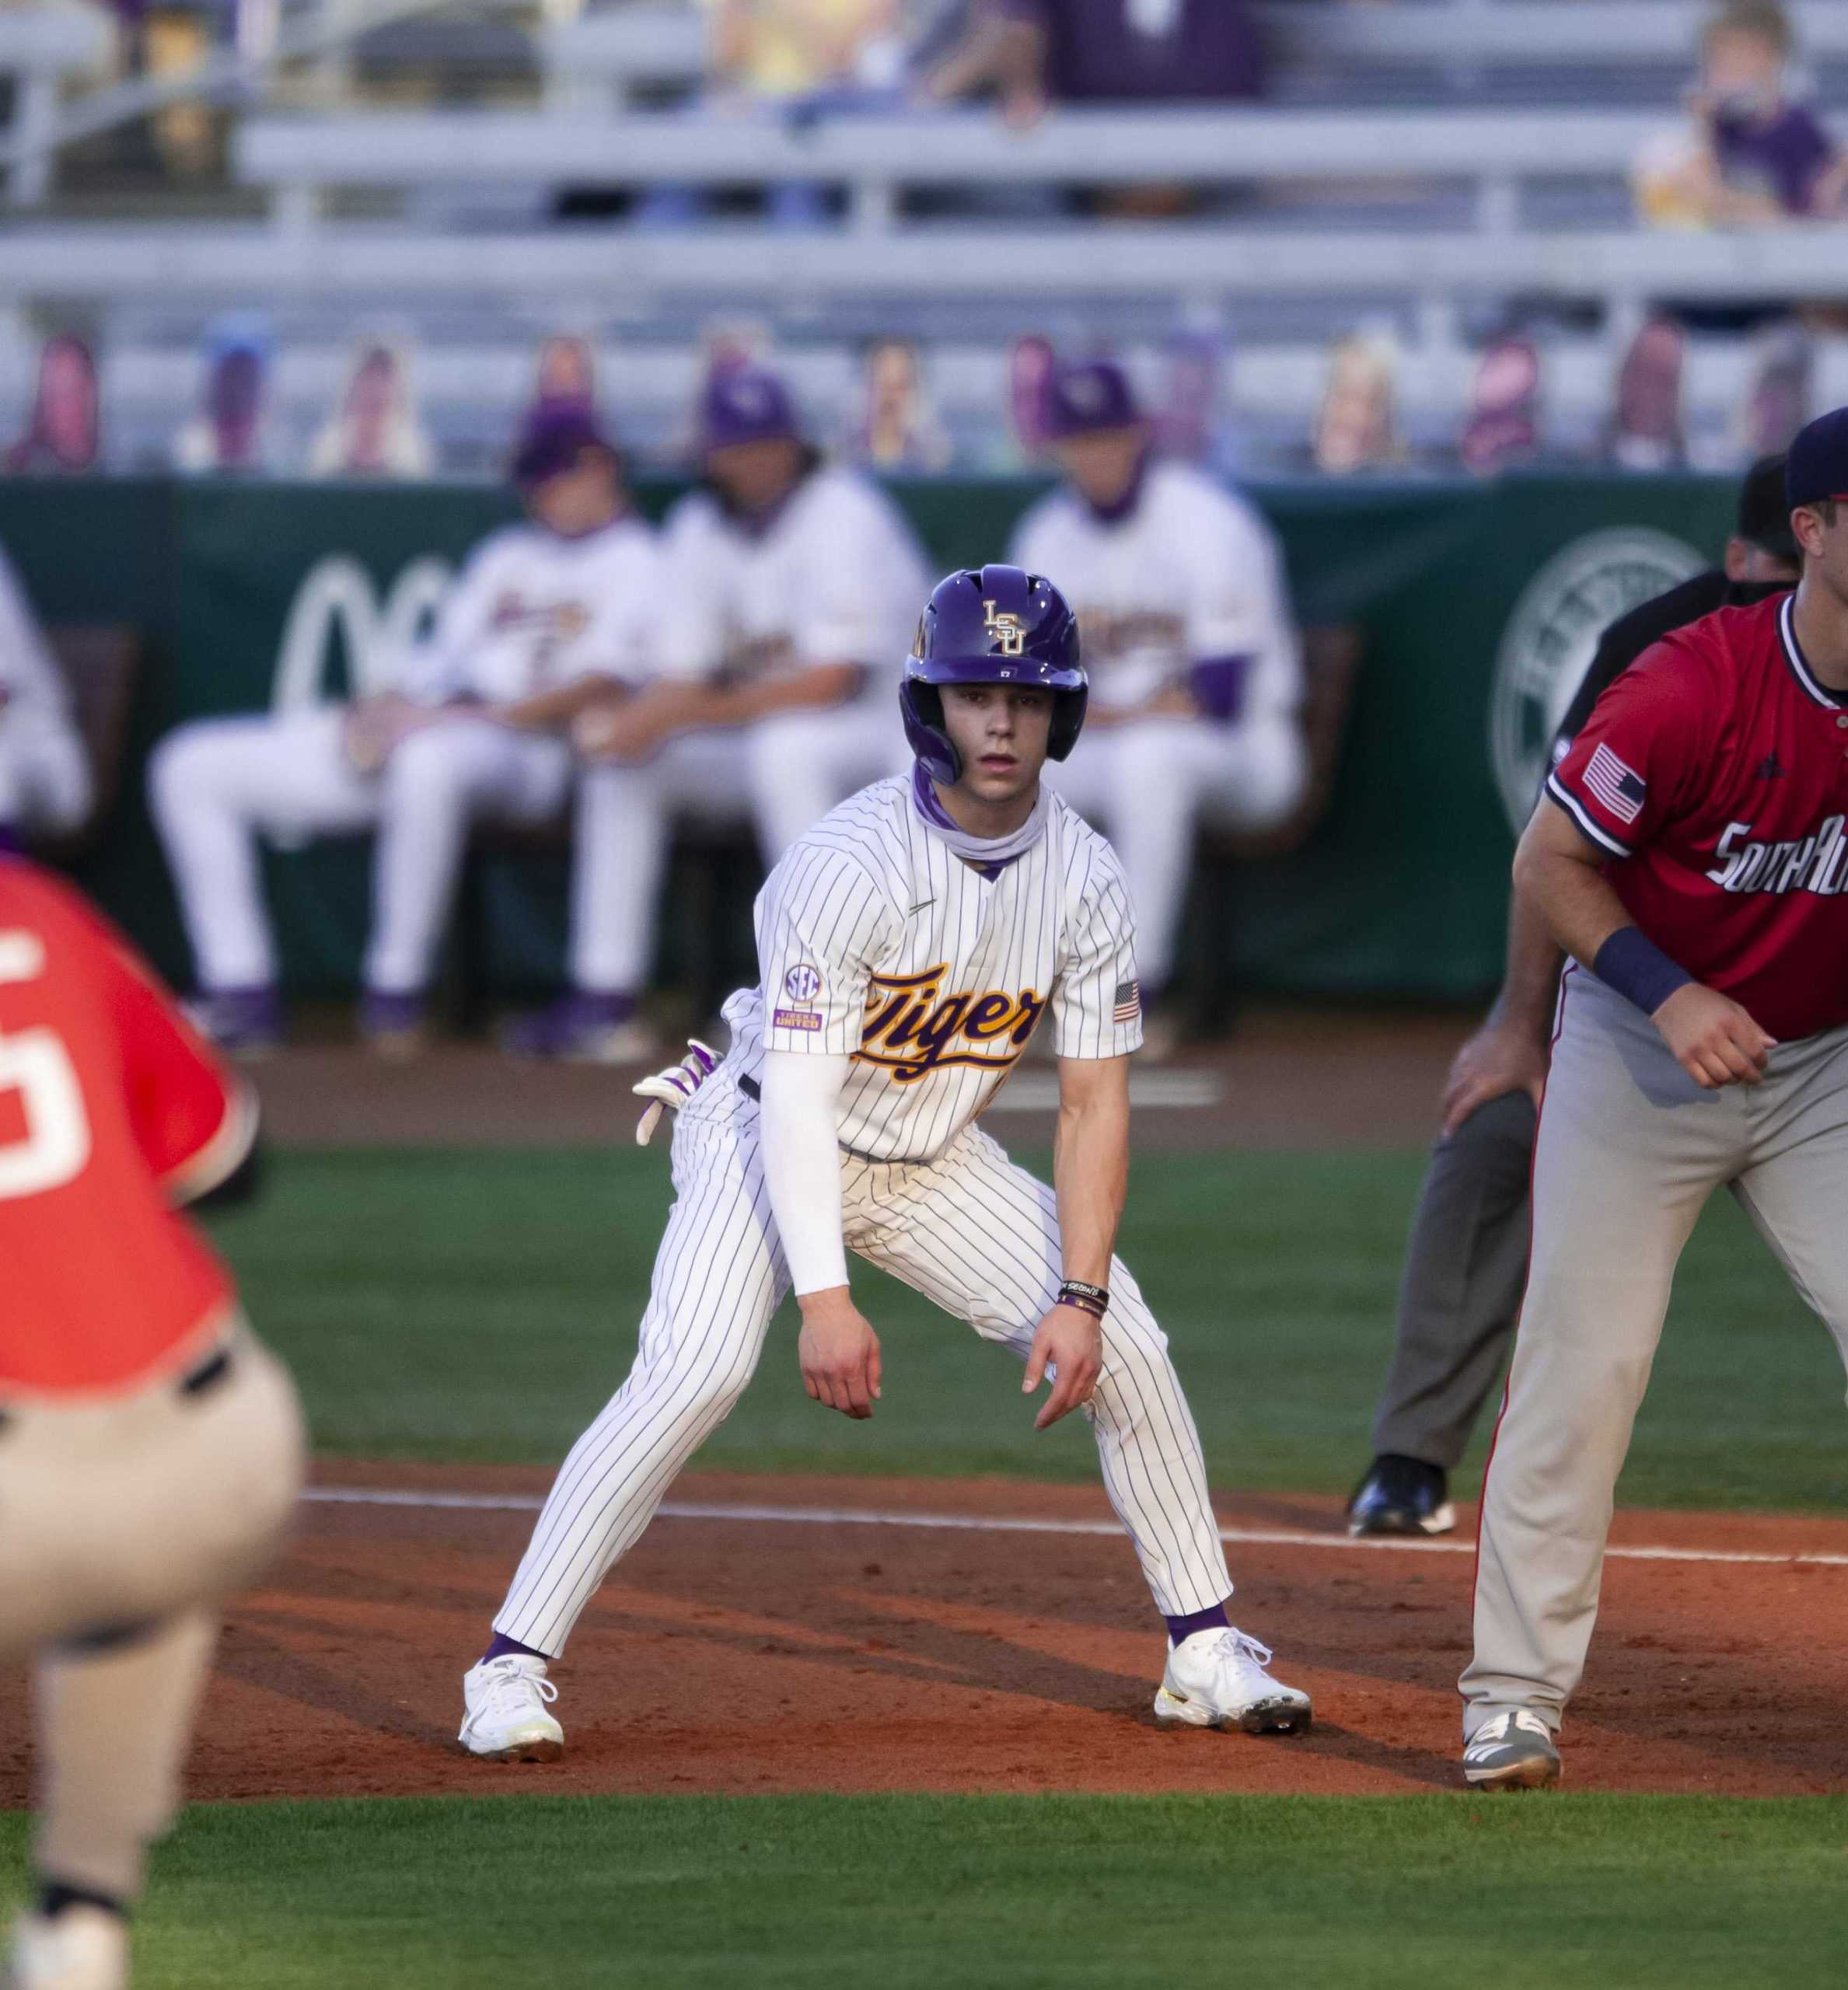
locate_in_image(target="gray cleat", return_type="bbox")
[1462,1709,1561,1790]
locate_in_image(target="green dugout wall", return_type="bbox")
[0,473,1738,1002]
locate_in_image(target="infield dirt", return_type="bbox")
[7,1014,1830,1808]
[2,1465,1838,1807]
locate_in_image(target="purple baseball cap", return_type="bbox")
[1044,360,1143,441]
[700,366,801,452]
[512,401,614,488]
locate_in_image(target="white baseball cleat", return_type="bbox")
[1153,1627,1313,1735]
[1462,1709,1561,1790]
[459,1655,565,1762]
[4,1907,128,1990]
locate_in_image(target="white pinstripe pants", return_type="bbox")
[494,1079,1233,1653]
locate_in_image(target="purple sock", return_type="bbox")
[482,1632,551,1665]
[1165,1601,1230,1647]
[578,989,637,1025]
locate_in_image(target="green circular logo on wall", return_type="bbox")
[1489,528,1704,833]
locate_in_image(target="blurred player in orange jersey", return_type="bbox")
[0,855,304,1990]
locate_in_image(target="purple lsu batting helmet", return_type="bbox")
[901,564,1087,785]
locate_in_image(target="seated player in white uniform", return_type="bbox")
[0,538,93,854]
[1010,361,1306,1045]
[529,368,931,1058]
[149,408,662,1056]
[457,564,1312,1761]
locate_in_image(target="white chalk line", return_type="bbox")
[302,1486,1848,1569]
[987,1072,1221,1113]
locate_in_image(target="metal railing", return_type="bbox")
[0,0,494,204]
[8,216,1848,313]
[229,104,1745,236]
[2,9,113,204]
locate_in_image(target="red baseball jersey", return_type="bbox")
[1547,591,1848,1043]
[0,858,251,1394]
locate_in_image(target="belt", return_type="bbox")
[0,1339,234,1436]
[180,1343,235,1398]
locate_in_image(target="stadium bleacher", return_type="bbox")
[0,5,111,205]
[4,0,1848,469]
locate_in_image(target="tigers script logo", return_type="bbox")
[856,964,1045,1084]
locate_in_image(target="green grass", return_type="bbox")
[21,1155,1848,1985]
[206,1146,1848,1510]
[7,1793,1848,1988]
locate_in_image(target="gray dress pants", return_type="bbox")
[1370,1089,1539,1469]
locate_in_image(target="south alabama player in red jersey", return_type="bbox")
[1460,408,1848,1791]
[0,857,303,1988]
[459,567,1312,1761]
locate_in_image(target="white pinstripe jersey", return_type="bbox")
[1009,459,1301,717]
[658,466,930,694]
[400,516,661,706]
[724,776,1144,1164]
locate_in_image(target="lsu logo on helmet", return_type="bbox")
[983,601,1027,657]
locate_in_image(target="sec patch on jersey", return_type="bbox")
[784,964,824,1002]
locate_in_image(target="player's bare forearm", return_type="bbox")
[1022,1056,1124,1430]
[647,662,864,735]
[734,662,865,721]
[1052,1055,1130,1287]
[1518,799,1773,1088]
[1438,881,1562,1134]
[1489,879,1564,1042]
[1511,799,1635,970]
[495,675,627,732]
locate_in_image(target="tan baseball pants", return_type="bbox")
[0,1320,303,1899]
[1462,967,1848,1740]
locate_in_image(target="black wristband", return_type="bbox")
[1058,1280,1109,1315]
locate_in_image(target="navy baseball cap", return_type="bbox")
[1784,407,1848,510]
[512,402,614,487]
[700,366,800,451]
[1044,360,1142,440]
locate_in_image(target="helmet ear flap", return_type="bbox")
[1046,684,1088,762]
[900,676,961,785]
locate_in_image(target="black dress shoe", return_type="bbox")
[1346,1454,1455,1537]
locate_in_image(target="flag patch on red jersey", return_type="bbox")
[1113,979,1141,1025]
[1583,743,1647,826]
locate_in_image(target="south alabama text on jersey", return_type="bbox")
[726,776,1144,1162]
[1706,814,1848,896]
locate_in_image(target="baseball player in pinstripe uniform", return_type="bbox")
[459,565,1312,1761]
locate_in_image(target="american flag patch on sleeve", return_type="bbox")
[1113,979,1141,1025]
[1583,742,1647,826]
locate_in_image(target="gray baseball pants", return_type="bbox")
[0,1325,303,1898]
[1370,1090,1537,1469]
[1462,967,1848,1740]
